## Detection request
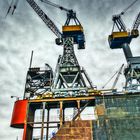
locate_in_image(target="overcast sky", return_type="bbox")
[0,0,140,139]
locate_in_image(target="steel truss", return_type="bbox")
[52,37,94,97]
[24,64,53,98]
[124,56,140,92]
[24,37,95,99]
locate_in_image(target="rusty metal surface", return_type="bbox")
[93,94,140,140]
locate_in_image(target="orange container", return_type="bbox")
[10,99,28,128]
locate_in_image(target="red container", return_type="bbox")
[10,99,28,128]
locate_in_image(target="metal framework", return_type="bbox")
[124,56,140,91]
[23,96,95,140]
[52,37,94,97]
[132,12,140,30]
[112,15,127,32]
[24,37,95,99]
[24,64,53,99]
[111,42,140,91]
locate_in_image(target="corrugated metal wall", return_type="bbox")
[93,94,140,140]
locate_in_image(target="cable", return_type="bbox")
[120,0,139,15]
[102,71,118,89]
[40,0,70,12]
[102,64,124,89]
[40,0,61,9]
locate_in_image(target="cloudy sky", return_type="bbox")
[0,0,140,139]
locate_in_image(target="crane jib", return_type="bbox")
[133,12,140,30]
[26,0,62,38]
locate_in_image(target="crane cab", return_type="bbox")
[108,31,132,49]
[62,25,85,49]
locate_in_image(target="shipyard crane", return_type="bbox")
[26,0,85,49]
[108,0,140,91]
[108,0,139,50]
[24,0,94,99]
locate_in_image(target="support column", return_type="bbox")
[41,102,46,140]
[24,102,35,140]
[77,100,81,120]
[59,101,63,126]
[63,107,65,124]
[122,43,133,60]
[22,123,27,140]
[46,108,50,140]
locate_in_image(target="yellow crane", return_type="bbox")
[108,0,140,91]
[108,0,140,49]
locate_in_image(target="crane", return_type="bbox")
[44,0,86,49]
[108,12,140,50]
[23,0,94,99]
[108,0,140,91]
[26,0,85,49]
[108,0,139,49]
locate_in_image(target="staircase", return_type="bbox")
[51,120,93,140]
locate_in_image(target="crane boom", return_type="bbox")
[132,12,140,30]
[26,0,62,38]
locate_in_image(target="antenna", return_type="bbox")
[29,50,34,68]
